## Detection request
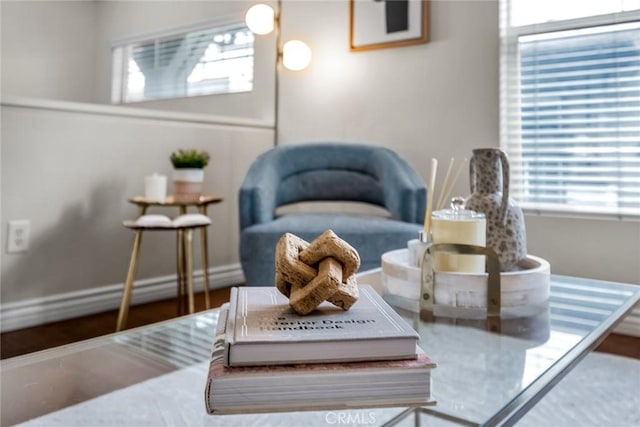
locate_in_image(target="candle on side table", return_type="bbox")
[145,173,167,202]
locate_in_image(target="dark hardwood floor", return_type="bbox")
[1,287,638,360]
[1,288,231,360]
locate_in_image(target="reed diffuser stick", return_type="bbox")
[436,158,455,211]
[437,158,467,210]
[424,158,438,234]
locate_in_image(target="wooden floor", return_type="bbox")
[1,287,638,360]
[0,289,231,360]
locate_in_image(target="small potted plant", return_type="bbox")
[170,149,210,202]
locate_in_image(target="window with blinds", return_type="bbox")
[111,23,254,104]
[500,2,640,218]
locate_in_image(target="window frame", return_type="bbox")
[110,19,255,105]
[499,4,640,221]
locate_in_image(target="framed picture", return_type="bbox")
[350,0,429,51]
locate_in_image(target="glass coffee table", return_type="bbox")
[1,271,638,426]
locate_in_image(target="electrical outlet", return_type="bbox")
[7,220,30,253]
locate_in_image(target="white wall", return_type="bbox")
[277,0,640,285]
[1,0,276,122]
[1,102,273,305]
[1,1,99,103]
[0,0,277,330]
[279,0,498,173]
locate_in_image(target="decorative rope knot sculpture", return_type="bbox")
[275,230,361,315]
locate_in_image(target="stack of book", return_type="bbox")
[204,285,436,415]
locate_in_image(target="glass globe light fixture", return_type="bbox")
[245,4,275,35]
[282,40,312,71]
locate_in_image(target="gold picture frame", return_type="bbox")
[350,0,429,52]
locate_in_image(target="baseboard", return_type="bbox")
[0,264,245,333]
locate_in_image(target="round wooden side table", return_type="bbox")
[117,195,223,331]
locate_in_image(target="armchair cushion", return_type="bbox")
[241,213,422,286]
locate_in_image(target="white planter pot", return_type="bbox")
[173,168,204,202]
[173,168,204,183]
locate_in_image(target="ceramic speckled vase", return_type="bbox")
[464,148,527,272]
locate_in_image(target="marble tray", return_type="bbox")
[381,249,551,318]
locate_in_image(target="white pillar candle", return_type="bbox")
[145,173,167,202]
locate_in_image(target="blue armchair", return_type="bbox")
[239,143,427,286]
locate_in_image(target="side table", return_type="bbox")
[116,195,223,331]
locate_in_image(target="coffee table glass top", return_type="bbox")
[2,273,638,426]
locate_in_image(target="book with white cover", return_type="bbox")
[205,303,436,415]
[132,213,211,228]
[222,285,419,366]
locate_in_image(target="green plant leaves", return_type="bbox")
[170,149,210,169]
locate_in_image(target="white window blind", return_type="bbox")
[500,1,640,218]
[112,23,254,104]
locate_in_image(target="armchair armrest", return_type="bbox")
[239,159,281,230]
[375,151,427,224]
